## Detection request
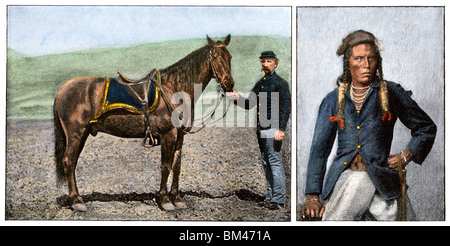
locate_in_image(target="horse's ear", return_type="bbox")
[207,35,215,47]
[223,34,231,46]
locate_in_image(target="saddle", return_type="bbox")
[117,70,155,108]
[90,69,161,147]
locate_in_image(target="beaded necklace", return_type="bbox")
[330,80,391,130]
[350,83,372,110]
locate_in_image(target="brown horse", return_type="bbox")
[53,35,234,211]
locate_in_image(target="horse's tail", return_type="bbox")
[53,103,66,187]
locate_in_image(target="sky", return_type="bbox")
[7,6,291,57]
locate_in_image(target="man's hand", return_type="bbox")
[274,130,285,141]
[302,194,324,220]
[387,149,412,171]
[226,90,240,100]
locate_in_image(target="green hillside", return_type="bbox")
[7,35,291,120]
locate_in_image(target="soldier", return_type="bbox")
[302,30,436,220]
[227,50,291,210]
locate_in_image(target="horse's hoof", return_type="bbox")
[72,203,87,212]
[161,202,176,211]
[175,201,188,209]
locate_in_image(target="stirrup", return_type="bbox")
[143,131,154,148]
[143,128,160,148]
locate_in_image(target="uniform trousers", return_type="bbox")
[258,128,287,205]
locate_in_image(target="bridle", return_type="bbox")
[209,45,233,94]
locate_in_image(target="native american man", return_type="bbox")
[302,30,436,220]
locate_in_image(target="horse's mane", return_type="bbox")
[160,44,211,89]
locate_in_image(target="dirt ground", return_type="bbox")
[5,120,291,221]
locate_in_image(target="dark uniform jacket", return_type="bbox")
[305,79,436,200]
[237,71,291,132]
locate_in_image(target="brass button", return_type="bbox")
[357,145,361,149]
[356,125,361,130]
[344,161,348,165]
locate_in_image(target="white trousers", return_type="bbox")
[322,169,399,221]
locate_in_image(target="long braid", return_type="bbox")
[377,55,391,121]
[331,49,352,130]
[377,55,384,82]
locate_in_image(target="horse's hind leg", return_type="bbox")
[158,129,178,211]
[54,76,103,211]
[62,127,90,211]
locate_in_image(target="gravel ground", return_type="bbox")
[5,120,291,221]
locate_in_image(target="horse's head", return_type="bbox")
[207,34,234,92]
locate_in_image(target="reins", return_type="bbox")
[158,75,232,135]
[189,87,232,134]
[157,47,232,135]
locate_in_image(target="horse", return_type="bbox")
[53,35,234,211]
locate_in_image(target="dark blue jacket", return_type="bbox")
[237,71,291,131]
[305,79,436,200]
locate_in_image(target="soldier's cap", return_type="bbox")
[259,50,277,59]
[337,30,379,56]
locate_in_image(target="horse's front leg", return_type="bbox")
[170,134,187,209]
[158,129,177,211]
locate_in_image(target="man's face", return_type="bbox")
[349,43,378,86]
[261,58,277,74]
